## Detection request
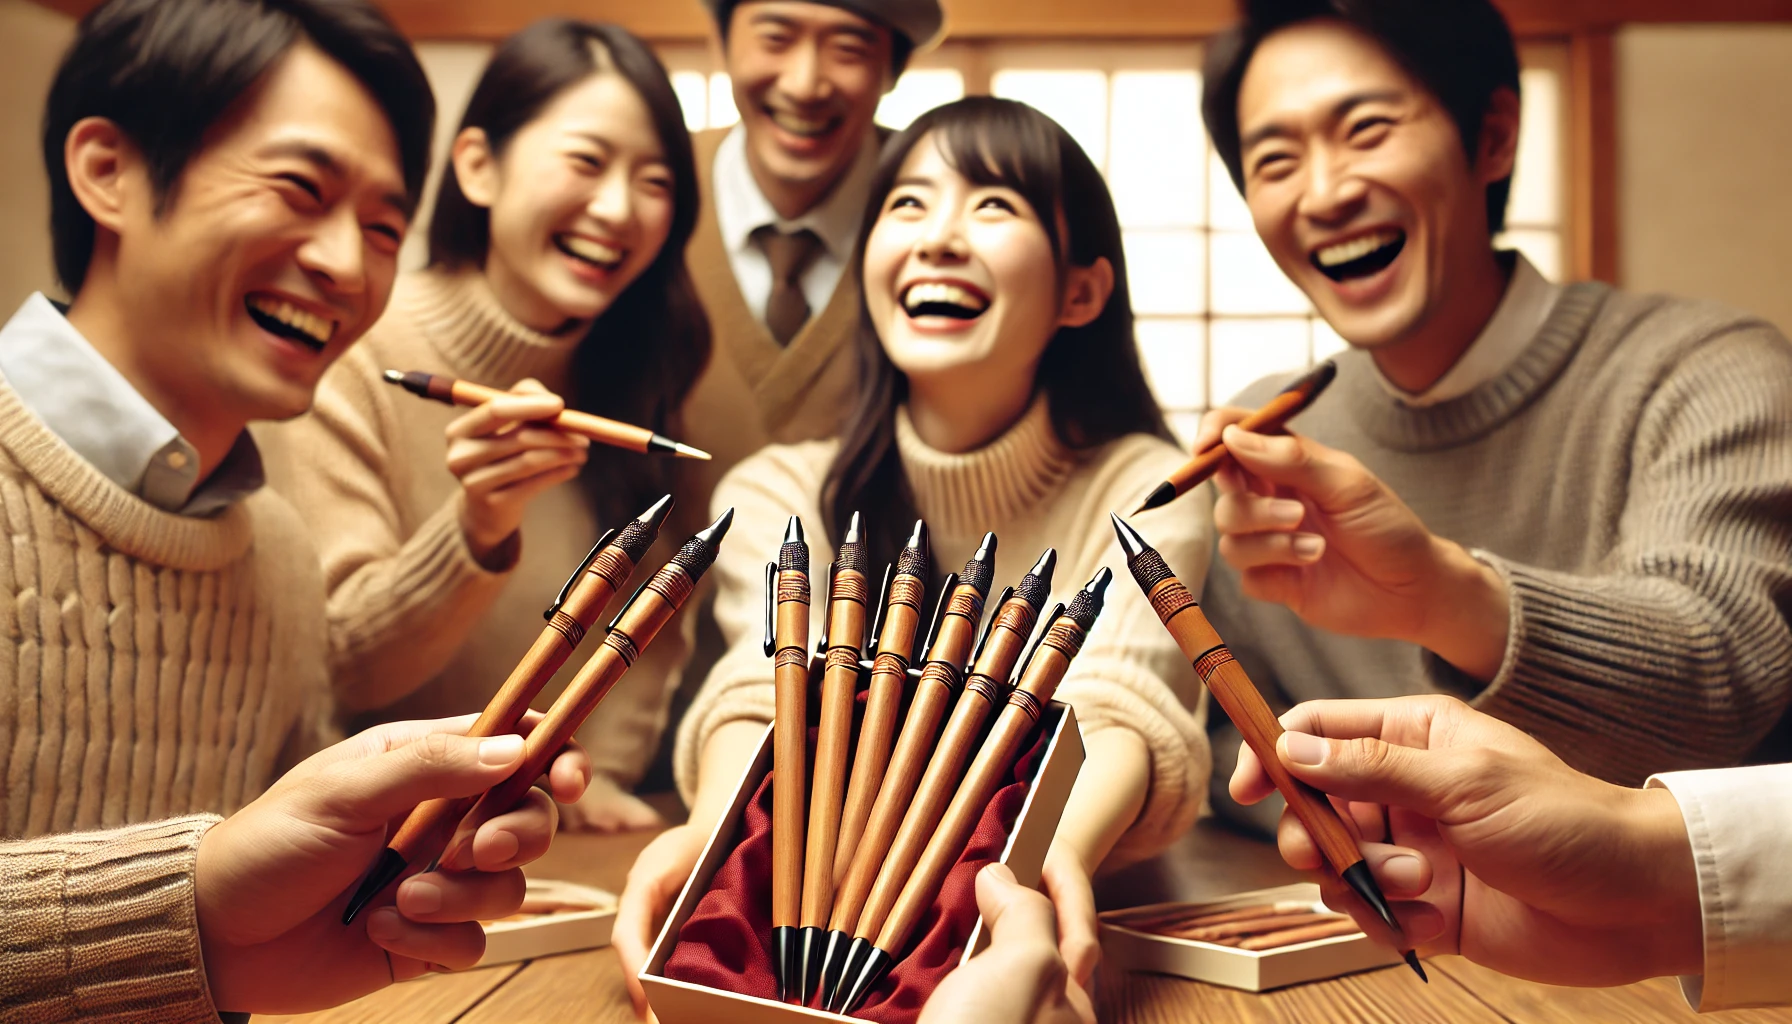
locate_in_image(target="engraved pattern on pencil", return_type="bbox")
[1008,688,1044,723]
[1193,646,1236,682]
[965,676,1005,705]
[871,651,910,677]
[994,604,1037,637]
[920,660,963,694]
[777,575,810,603]
[1042,620,1087,660]
[647,569,695,606]
[1149,579,1196,621]
[546,610,586,647]
[945,590,982,621]
[832,572,869,606]
[588,548,633,589]
[887,575,925,610]
[605,630,640,667]
[775,647,809,671]
[826,646,861,670]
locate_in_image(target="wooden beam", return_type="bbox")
[23,0,1792,41]
[1569,29,1619,282]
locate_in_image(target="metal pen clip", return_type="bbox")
[608,576,656,633]
[864,561,895,659]
[815,561,836,654]
[918,572,959,663]
[546,527,617,621]
[1011,602,1067,684]
[968,586,1014,667]
[762,561,778,657]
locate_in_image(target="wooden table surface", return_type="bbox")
[264,806,1792,1024]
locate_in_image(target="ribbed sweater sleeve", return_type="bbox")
[1453,324,1792,784]
[1,815,221,1024]
[280,348,511,712]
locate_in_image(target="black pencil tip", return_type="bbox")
[1110,513,1151,560]
[818,930,852,1010]
[841,946,894,1014]
[830,938,874,1013]
[772,926,797,1002]
[342,848,408,925]
[1029,547,1057,584]
[906,518,928,551]
[974,531,997,561]
[798,926,825,1004]
[784,515,805,544]
[380,368,404,385]
[698,507,735,545]
[1135,481,1176,513]
[845,510,863,544]
[1340,860,1403,938]
[1404,949,1428,982]
[638,493,674,530]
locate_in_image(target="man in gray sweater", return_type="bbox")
[1191,0,1792,827]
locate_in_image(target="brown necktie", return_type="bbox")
[754,226,823,345]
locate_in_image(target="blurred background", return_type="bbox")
[4,0,1789,443]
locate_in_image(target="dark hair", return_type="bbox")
[42,0,434,293]
[428,19,710,528]
[716,0,915,79]
[1202,0,1521,233]
[824,96,1171,570]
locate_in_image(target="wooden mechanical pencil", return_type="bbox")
[1110,512,1426,982]
[1134,359,1335,513]
[824,548,1055,1010]
[383,369,710,460]
[437,508,734,867]
[818,520,929,1001]
[837,568,1112,1014]
[767,516,812,1001]
[341,493,674,924]
[825,534,996,1007]
[796,512,870,1001]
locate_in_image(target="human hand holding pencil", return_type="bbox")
[1230,694,1704,989]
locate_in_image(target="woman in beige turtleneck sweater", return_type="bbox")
[614,97,1213,1010]
[266,21,709,830]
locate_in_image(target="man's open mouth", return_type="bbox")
[901,281,990,321]
[767,108,842,140]
[245,294,334,352]
[555,234,625,272]
[1311,229,1406,282]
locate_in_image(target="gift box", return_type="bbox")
[1097,882,1402,991]
[476,878,616,967]
[639,701,1084,1024]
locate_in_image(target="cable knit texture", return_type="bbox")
[260,268,689,784]
[676,397,1213,864]
[0,814,221,1023]
[1205,283,1792,786]
[0,371,327,839]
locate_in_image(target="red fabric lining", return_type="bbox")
[662,697,1052,1022]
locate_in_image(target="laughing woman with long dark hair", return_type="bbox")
[267,19,708,831]
[612,96,1213,1007]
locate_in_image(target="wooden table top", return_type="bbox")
[263,807,1792,1024]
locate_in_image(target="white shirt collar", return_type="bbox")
[713,123,881,262]
[1375,252,1562,408]
[0,293,262,515]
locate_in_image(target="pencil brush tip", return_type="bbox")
[906,518,928,550]
[784,515,805,544]
[841,947,894,1014]
[341,847,408,925]
[1135,482,1176,513]
[674,442,712,460]
[638,493,675,529]
[1404,950,1428,983]
[698,507,735,545]
[1110,513,1150,560]
[381,368,405,384]
[844,510,864,544]
[974,531,997,561]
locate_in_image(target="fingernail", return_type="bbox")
[479,734,524,765]
[1292,534,1324,560]
[401,877,444,915]
[1269,499,1305,525]
[1382,855,1426,894]
[1283,731,1327,765]
[981,862,1016,885]
[483,828,520,866]
[366,907,404,942]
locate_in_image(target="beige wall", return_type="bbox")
[0,0,74,314]
[1618,25,1792,333]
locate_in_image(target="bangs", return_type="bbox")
[903,97,1070,260]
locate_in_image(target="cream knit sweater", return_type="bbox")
[262,268,688,785]
[0,373,328,840]
[676,398,1212,863]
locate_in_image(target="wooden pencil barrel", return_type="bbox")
[449,378,655,453]
[772,568,811,930]
[1163,387,1305,492]
[836,583,986,939]
[875,617,1084,956]
[832,572,926,892]
[1144,575,1362,874]
[799,566,868,928]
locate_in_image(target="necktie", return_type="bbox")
[754,226,823,345]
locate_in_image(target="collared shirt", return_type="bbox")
[1374,252,1562,408]
[0,293,264,516]
[712,123,882,327]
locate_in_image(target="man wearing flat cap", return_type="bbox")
[677,0,943,525]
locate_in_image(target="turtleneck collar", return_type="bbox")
[895,394,1075,538]
[398,267,586,393]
